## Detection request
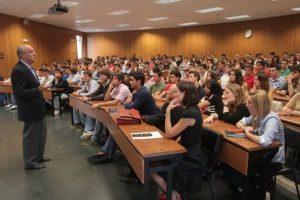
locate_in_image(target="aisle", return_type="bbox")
[0,107,296,200]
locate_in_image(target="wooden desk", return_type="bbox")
[202,115,281,199]
[273,93,290,105]
[43,88,65,117]
[69,95,186,200]
[0,83,64,101]
[69,84,81,91]
[0,83,13,94]
[280,115,300,127]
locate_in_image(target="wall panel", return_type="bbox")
[0,14,86,78]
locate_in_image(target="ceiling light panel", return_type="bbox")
[178,22,199,26]
[108,10,130,15]
[75,19,94,23]
[196,7,224,13]
[117,24,131,27]
[225,15,250,20]
[154,0,181,5]
[29,14,47,19]
[148,17,169,21]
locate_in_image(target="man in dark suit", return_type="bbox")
[11,45,50,170]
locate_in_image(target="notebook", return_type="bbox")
[131,131,163,140]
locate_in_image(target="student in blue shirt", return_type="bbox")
[236,90,285,164]
[125,71,159,115]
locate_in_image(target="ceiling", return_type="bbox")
[0,0,300,33]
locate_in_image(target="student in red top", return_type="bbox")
[254,60,270,77]
[243,64,255,89]
[154,69,181,102]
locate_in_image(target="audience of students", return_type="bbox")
[2,50,299,199]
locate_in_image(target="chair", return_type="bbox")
[273,125,300,200]
[179,133,224,200]
[203,133,224,200]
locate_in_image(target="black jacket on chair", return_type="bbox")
[11,61,46,121]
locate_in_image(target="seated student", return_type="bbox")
[41,69,55,88]
[71,70,99,134]
[123,73,133,92]
[1,78,18,110]
[67,67,81,85]
[280,59,291,78]
[152,82,208,200]
[236,90,285,165]
[228,68,243,86]
[188,71,205,100]
[81,70,111,143]
[45,68,70,115]
[254,60,270,77]
[149,67,165,95]
[154,69,181,102]
[249,71,272,99]
[220,63,231,89]
[243,64,255,89]
[269,65,287,95]
[279,92,300,116]
[37,68,45,85]
[125,71,159,115]
[204,83,250,124]
[91,73,131,108]
[143,70,154,90]
[88,72,156,164]
[143,84,183,132]
[286,64,300,96]
[0,75,7,106]
[198,63,208,86]
[199,79,223,118]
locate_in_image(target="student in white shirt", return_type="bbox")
[67,67,81,85]
[72,70,99,135]
[42,69,55,88]
[220,64,232,89]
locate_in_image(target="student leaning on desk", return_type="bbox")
[236,90,285,165]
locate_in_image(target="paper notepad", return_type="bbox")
[131,131,162,140]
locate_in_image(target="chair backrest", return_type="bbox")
[284,125,300,152]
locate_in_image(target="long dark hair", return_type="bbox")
[177,82,200,106]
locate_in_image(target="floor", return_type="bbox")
[0,107,297,200]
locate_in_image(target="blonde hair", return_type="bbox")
[248,90,271,128]
[227,84,245,104]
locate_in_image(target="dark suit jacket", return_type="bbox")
[11,61,46,121]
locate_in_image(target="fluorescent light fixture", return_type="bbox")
[61,1,78,7]
[155,0,181,4]
[148,17,169,21]
[291,7,300,11]
[75,19,94,23]
[117,24,130,27]
[139,27,154,30]
[196,7,224,13]
[108,10,130,15]
[225,15,250,20]
[178,22,199,26]
[29,14,47,19]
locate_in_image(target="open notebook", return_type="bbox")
[131,131,163,140]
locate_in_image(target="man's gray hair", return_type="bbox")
[16,45,27,59]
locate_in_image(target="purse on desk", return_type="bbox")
[116,108,141,125]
